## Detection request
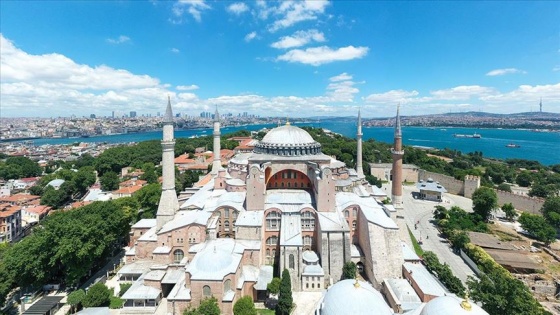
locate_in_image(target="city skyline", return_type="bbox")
[1,1,559,118]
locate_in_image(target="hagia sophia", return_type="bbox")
[117,98,488,315]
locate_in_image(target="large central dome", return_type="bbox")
[255,124,321,156]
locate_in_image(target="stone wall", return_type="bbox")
[417,170,465,196]
[495,190,545,215]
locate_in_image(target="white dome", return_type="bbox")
[321,279,393,315]
[421,296,488,315]
[302,250,319,264]
[195,247,233,274]
[255,124,321,156]
[260,124,315,145]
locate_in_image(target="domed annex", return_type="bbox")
[319,279,393,315]
[254,123,321,156]
[420,295,488,315]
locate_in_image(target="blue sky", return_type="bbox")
[1,1,559,118]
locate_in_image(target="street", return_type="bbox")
[384,183,477,284]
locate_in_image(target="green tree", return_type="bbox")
[501,203,517,222]
[29,185,44,196]
[267,277,281,295]
[134,183,162,218]
[541,196,560,228]
[276,269,293,315]
[72,166,96,194]
[518,213,557,245]
[40,186,67,208]
[341,261,357,280]
[140,162,158,184]
[515,171,533,187]
[82,282,111,308]
[74,153,95,169]
[448,231,470,250]
[100,171,120,191]
[233,296,257,315]
[365,174,382,188]
[5,156,42,178]
[197,297,220,315]
[67,289,86,314]
[497,183,512,192]
[472,187,498,221]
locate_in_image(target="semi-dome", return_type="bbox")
[194,247,233,273]
[255,123,321,156]
[321,279,393,315]
[421,295,488,315]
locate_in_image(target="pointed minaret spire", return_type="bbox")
[211,105,222,174]
[157,97,179,230]
[540,97,543,113]
[356,108,364,178]
[164,95,173,123]
[395,103,402,138]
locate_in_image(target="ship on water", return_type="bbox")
[453,133,481,138]
[506,143,521,148]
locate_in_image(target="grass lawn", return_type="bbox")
[256,309,275,315]
[408,227,424,257]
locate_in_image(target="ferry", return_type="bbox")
[506,143,521,148]
[453,133,481,138]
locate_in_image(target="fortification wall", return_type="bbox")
[495,190,545,215]
[417,170,464,195]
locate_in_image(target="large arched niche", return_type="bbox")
[266,169,312,190]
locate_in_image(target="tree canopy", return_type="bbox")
[472,187,498,221]
[276,269,293,315]
[233,296,257,315]
[518,213,557,245]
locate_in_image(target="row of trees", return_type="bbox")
[0,201,130,305]
[422,251,465,296]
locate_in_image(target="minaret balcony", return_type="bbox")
[391,149,404,155]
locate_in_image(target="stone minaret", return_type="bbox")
[211,106,222,174]
[156,96,180,230]
[356,108,365,178]
[391,104,404,208]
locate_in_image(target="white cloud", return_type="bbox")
[267,1,330,32]
[363,90,420,104]
[171,48,180,53]
[227,2,249,15]
[270,29,325,49]
[553,65,560,72]
[429,85,496,100]
[172,0,211,23]
[486,68,527,76]
[244,31,257,42]
[330,72,352,82]
[106,35,130,44]
[176,84,199,91]
[277,45,368,66]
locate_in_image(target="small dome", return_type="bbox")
[321,279,392,315]
[194,246,233,274]
[255,124,321,156]
[302,250,319,264]
[421,296,488,315]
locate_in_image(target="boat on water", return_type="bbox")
[453,133,481,138]
[506,143,521,148]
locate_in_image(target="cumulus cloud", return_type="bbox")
[553,65,560,72]
[244,31,257,42]
[270,29,325,49]
[326,73,360,102]
[106,35,130,44]
[330,72,352,82]
[267,1,330,32]
[170,48,180,53]
[176,84,199,91]
[429,85,496,100]
[363,90,420,104]
[172,0,211,23]
[227,2,249,15]
[486,68,526,76]
[277,45,368,66]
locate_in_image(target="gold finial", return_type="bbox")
[353,278,360,288]
[461,290,472,311]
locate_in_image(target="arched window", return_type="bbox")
[203,285,211,297]
[352,220,357,230]
[225,220,230,231]
[224,279,231,292]
[353,207,358,217]
[225,208,230,218]
[173,249,184,263]
[266,236,278,246]
[301,211,315,231]
[266,211,281,230]
[344,210,349,218]
[303,235,312,247]
[289,254,295,269]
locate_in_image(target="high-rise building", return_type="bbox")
[130,111,137,118]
